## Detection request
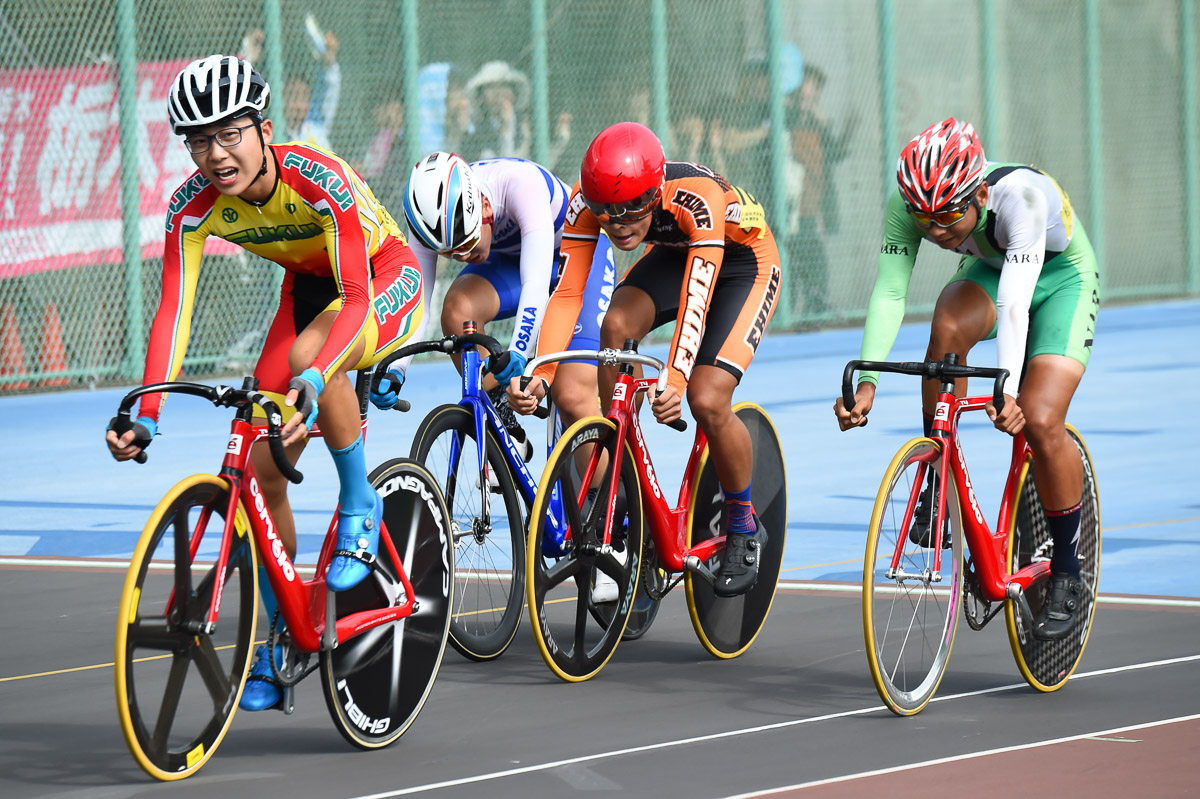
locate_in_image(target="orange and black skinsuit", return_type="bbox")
[138,142,423,423]
[535,160,781,395]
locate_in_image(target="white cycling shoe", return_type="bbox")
[590,546,629,605]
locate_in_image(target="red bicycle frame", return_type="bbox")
[901,388,1051,603]
[168,415,417,654]
[574,368,725,575]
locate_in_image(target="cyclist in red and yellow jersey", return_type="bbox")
[104,55,423,710]
[516,122,782,597]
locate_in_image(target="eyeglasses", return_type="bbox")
[584,186,662,225]
[907,199,973,229]
[184,121,258,154]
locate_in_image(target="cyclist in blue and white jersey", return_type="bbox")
[376,153,614,456]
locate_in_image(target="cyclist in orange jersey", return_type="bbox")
[514,122,782,597]
[105,55,424,710]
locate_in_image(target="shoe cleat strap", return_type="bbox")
[332,548,378,566]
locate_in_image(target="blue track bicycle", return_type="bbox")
[374,323,659,660]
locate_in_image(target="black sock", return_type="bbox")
[922,412,933,438]
[1046,501,1082,578]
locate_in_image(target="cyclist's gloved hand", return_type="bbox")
[287,368,324,429]
[370,369,405,410]
[486,350,527,384]
[107,415,157,450]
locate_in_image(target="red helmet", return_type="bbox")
[580,122,665,223]
[897,118,986,213]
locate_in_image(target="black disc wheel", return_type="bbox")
[686,403,787,658]
[1005,425,1101,691]
[320,458,454,749]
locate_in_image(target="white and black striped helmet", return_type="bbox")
[168,55,270,135]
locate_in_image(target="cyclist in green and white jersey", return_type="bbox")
[834,118,1099,641]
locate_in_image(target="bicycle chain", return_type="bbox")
[268,610,316,687]
[962,557,1002,631]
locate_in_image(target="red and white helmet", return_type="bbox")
[580,122,665,223]
[896,118,986,212]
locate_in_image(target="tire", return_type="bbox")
[115,475,256,781]
[862,438,963,716]
[526,417,642,682]
[1005,425,1101,691]
[320,458,454,749]
[685,403,787,658]
[410,404,525,661]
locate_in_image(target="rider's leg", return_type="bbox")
[441,273,502,384]
[687,366,753,529]
[598,285,655,413]
[922,279,996,413]
[1018,354,1085,576]
[287,312,382,590]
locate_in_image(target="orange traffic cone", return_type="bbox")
[0,302,29,391]
[40,301,68,387]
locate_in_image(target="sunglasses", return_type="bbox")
[907,199,974,229]
[444,211,493,258]
[584,186,661,224]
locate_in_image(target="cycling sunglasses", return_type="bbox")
[907,199,974,229]
[584,186,662,224]
[444,211,494,258]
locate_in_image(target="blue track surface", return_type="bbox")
[2,299,1197,598]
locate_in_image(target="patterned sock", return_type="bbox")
[723,483,755,536]
[328,435,377,516]
[1046,500,1082,577]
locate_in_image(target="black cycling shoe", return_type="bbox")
[907,484,951,549]
[714,516,767,598]
[1032,573,1085,641]
[487,385,532,461]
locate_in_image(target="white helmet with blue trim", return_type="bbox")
[403,152,483,254]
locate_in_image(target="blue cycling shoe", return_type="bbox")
[326,492,384,592]
[239,644,283,711]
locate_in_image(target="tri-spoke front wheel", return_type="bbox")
[115,475,256,781]
[527,417,642,682]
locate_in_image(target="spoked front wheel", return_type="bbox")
[1005,425,1101,691]
[862,438,964,716]
[526,417,643,682]
[115,475,256,781]
[686,403,787,658]
[320,458,454,749]
[410,404,525,661]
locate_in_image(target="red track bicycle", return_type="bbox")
[843,355,1100,715]
[110,374,453,779]
[522,342,787,681]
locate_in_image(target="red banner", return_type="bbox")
[0,59,233,279]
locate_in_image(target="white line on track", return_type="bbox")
[722,713,1200,798]
[347,654,1200,799]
